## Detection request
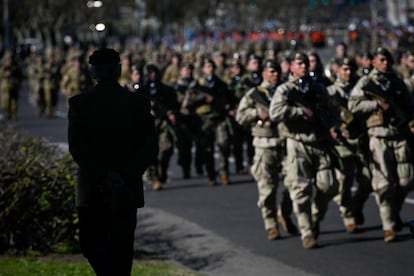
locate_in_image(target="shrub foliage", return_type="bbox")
[0,125,78,254]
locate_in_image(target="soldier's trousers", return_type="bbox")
[284,138,338,239]
[147,120,174,183]
[333,146,372,226]
[1,88,18,120]
[369,136,414,231]
[195,123,216,181]
[251,146,285,230]
[216,119,231,177]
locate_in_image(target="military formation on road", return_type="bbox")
[1,39,414,249]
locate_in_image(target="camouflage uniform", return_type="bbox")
[236,55,263,168]
[269,53,339,248]
[37,56,61,118]
[173,64,199,178]
[162,53,181,86]
[227,61,248,173]
[60,55,93,101]
[348,48,414,242]
[188,60,227,185]
[0,55,22,120]
[237,72,296,239]
[118,53,132,87]
[326,59,371,231]
[142,65,178,190]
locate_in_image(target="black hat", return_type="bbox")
[263,59,281,72]
[337,57,357,70]
[373,47,394,64]
[248,54,261,61]
[357,51,373,59]
[146,63,160,74]
[89,48,120,65]
[180,63,194,70]
[290,52,309,66]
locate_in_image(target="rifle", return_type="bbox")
[248,87,271,110]
[287,79,346,169]
[362,78,408,128]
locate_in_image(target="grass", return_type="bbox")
[0,255,201,276]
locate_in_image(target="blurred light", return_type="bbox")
[87,1,103,8]
[89,24,96,31]
[95,23,106,31]
[64,35,73,45]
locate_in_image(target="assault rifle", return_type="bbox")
[249,87,271,110]
[362,79,407,128]
[286,80,348,169]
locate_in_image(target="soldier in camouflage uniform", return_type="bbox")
[118,52,132,88]
[0,54,22,120]
[174,63,199,178]
[326,57,372,232]
[124,64,144,93]
[37,54,62,118]
[403,51,414,93]
[60,54,93,102]
[236,59,297,240]
[355,51,373,78]
[142,64,178,190]
[187,59,227,185]
[162,52,181,86]
[236,54,263,169]
[348,47,414,243]
[269,52,339,249]
[227,60,249,173]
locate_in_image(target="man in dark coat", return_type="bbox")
[68,48,158,276]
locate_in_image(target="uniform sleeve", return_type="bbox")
[236,93,259,126]
[269,84,305,122]
[348,77,379,115]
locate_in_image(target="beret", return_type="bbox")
[263,59,281,71]
[373,47,394,63]
[89,48,120,65]
[337,57,357,69]
[290,52,309,66]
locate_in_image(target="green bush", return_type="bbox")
[0,124,79,255]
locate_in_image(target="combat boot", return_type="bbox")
[384,230,396,243]
[302,235,317,249]
[345,223,358,233]
[267,227,280,240]
[220,174,231,185]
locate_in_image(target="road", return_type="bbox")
[10,83,414,276]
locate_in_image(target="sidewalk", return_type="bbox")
[135,207,317,276]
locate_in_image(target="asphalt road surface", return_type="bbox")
[10,84,414,276]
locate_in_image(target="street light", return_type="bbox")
[95,23,106,32]
[87,1,103,8]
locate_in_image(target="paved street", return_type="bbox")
[11,84,414,276]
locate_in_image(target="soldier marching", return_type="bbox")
[2,37,414,249]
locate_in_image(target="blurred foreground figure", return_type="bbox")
[68,48,157,275]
